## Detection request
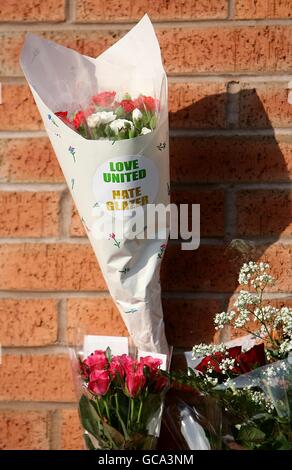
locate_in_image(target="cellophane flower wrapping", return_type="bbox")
[20,15,169,354]
[73,346,169,450]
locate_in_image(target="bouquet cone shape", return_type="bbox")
[20,15,170,354]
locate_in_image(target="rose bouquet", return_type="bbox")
[77,349,168,450]
[171,262,292,450]
[20,15,170,355]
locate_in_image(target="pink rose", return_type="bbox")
[84,350,108,371]
[109,355,126,379]
[126,368,146,398]
[88,369,110,396]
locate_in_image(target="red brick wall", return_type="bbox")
[0,0,291,450]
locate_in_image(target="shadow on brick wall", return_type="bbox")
[161,89,291,356]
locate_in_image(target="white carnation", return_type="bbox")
[132,108,143,121]
[109,119,134,134]
[87,111,116,128]
[141,127,151,135]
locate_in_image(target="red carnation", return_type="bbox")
[92,91,116,107]
[134,95,158,112]
[73,111,86,129]
[118,99,135,113]
[55,111,69,121]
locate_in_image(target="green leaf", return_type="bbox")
[79,395,102,439]
[237,423,266,443]
[106,347,112,362]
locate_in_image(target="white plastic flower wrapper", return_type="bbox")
[20,15,170,354]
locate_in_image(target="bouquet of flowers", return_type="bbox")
[78,349,168,450]
[20,15,170,355]
[171,262,292,450]
[56,91,159,141]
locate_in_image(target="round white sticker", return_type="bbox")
[92,154,159,216]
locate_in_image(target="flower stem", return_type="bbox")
[137,400,143,424]
[115,394,129,439]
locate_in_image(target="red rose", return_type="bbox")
[88,369,110,396]
[92,91,116,107]
[118,99,135,113]
[73,111,86,129]
[153,374,169,393]
[134,95,159,112]
[196,346,241,375]
[84,350,108,371]
[195,344,266,377]
[235,343,266,374]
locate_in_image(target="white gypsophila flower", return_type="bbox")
[214,310,236,330]
[87,111,116,128]
[192,342,226,358]
[234,309,250,328]
[254,305,278,322]
[109,119,134,134]
[141,127,151,135]
[279,339,292,355]
[132,108,143,121]
[274,307,292,337]
[245,389,275,413]
[238,261,271,286]
[235,290,260,309]
[219,357,236,374]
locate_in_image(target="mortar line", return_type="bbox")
[1,19,292,30]
[49,409,61,450]
[228,0,235,19]
[0,402,77,410]
[0,291,290,300]
[57,298,67,345]
[2,128,292,139]
[3,74,292,83]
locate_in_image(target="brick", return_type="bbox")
[75,0,227,22]
[66,298,127,344]
[170,136,292,183]
[169,82,226,129]
[0,410,50,450]
[163,299,221,348]
[3,26,292,77]
[0,138,63,183]
[0,355,75,402]
[0,84,43,130]
[0,243,105,291]
[60,409,84,450]
[161,243,292,292]
[70,204,85,237]
[171,189,225,237]
[0,191,61,237]
[237,189,292,237]
[239,83,292,128]
[0,0,66,22]
[0,31,122,77]
[0,298,57,346]
[234,0,292,19]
